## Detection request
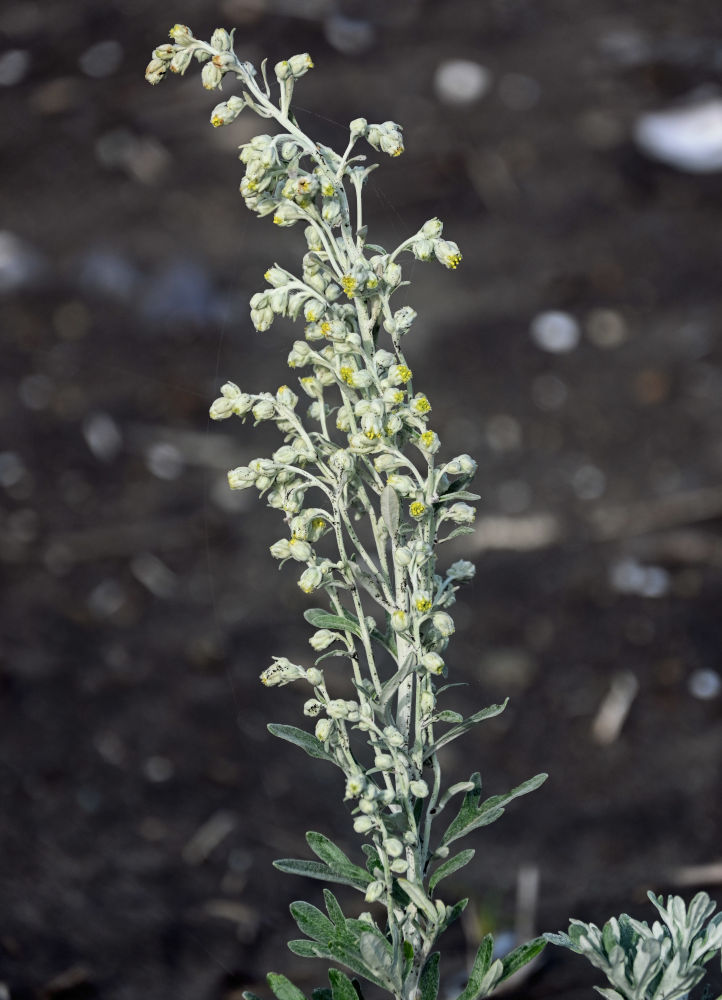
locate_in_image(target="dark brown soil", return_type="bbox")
[2,1,722,999]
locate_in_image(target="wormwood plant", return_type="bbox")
[145,27,722,1000]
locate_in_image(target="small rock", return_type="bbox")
[78,39,123,78]
[530,310,580,353]
[634,98,722,174]
[498,72,540,111]
[0,230,45,293]
[82,411,123,462]
[585,308,628,349]
[145,442,184,480]
[688,669,721,700]
[0,49,30,86]
[434,59,491,105]
[323,15,375,55]
[610,559,670,598]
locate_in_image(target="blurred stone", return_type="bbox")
[633,369,670,405]
[78,247,140,302]
[0,231,45,293]
[531,373,567,411]
[53,300,91,340]
[571,463,606,501]
[78,39,123,78]
[19,373,53,410]
[140,259,214,327]
[585,308,628,349]
[481,646,537,692]
[82,411,123,462]
[485,413,522,452]
[87,578,127,618]
[130,552,178,598]
[145,442,184,480]
[95,128,169,184]
[0,49,29,86]
[634,98,722,173]
[434,59,491,105]
[497,478,532,514]
[530,310,580,353]
[143,756,174,783]
[610,559,670,598]
[498,72,540,110]
[577,109,625,150]
[29,76,83,115]
[688,669,721,700]
[0,451,26,489]
[323,14,375,54]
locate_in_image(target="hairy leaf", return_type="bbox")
[274,858,371,892]
[454,935,495,1000]
[499,936,546,982]
[328,969,359,1000]
[267,974,306,1000]
[323,889,347,929]
[419,952,440,1000]
[439,897,469,934]
[441,772,548,847]
[429,849,475,893]
[290,900,335,943]
[426,701,508,758]
[268,723,336,764]
[380,484,400,536]
[304,608,362,637]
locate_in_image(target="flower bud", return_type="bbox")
[288,52,314,77]
[414,591,433,614]
[298,565,324,593]
[391,610,408,633]
[445,502,475,524]
[276,384,298,409]
[384,262,402,287]
[349,117,368,138]
[395,546,413,567]
[384,838,404,858]
[169,47,194,75]
[410,394,432,415]
[169,24,194,44]
[231,393,254,416]
[444,454,477,477]
[412,238,435,262]
[387,474,416,496]
[421,652,445,675]
[390,857,408,874]
[431,612,455,637]
[410,779,429,798]
[288,538,312,562]
[315,718,332,742]
[309,629,337,651]
[201,61,223,90]
[326,699,349,719]
[260,657,306,687]
[383,725,405,749]
[306,668,324,687]
[145,58,168,85]
[210,27,232,51]
[303,699,324,716]
[387,364,413,386]
[374,754,394,770]
[154,44,175,61]
[421,217,444,239]
[447,559,476,582]
[270,539,292,560]
[434,238,462,270]
[420,690,435,715]
[304,226,324,251]
[209,397,234,420]
[364,880,385,904]
[354,815,375,834]
[345,773,366,798]
[227,466,256,490]
[252,398,275,422]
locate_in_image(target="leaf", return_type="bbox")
[267,974,307,1000]
[362,843,383,878]
[274,858,371,892]
[380,485,400,536]
[290,900,335,944]
[304,607,362,638]
[429,849,475,893]
[328,969,359,1000]
[323,889,347,929]
[268,723,336,764]
[426,701,508,758]
[499,936,546,982]
[439,897,468,933]
[397,879,438,922]
[438,526,476,544]
[419,952,440,1000]
[441,772,548,847]
[351,565,389,607]
[379,654,416,710]
[435,490,481,503]
[454,935,495,1000]
[434,710,463,724]
[359,932,396,987]
[288,939,319,958]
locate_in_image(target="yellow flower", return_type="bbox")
[341,275,357,299]
[410,501,426,518]
[339,366,354,385]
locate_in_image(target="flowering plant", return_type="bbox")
[145,26,722,1000]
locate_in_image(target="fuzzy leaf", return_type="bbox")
[304,607,362,637]
[290,900,335,943]
[379,654,416,710]
[307,832,367,878]
[426,701,508,758]
[397,878,438,921]
[454,935,496,1000]
[441,772,548,847]
[274,858,371,891]
[380,484,400,536]
[323,889,347,929]
[429,849,475,893]
[419,952,440,1000]
[288,939,319,958]
[435,490,481,503]
[267,974,307,1000]
[358,932,396,987]
[438,525,476,544]
[268,723,336,763]
[328,969,359,1000]
[499,936,546,982]
[439,897,469,933]
[351,565,388,606]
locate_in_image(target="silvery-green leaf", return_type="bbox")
[441,771,548,847]
[358,932,397,988]
[438,526,476,544]
[351,565,388,606]
[304,607,362,637]
[418,952,440,1000]
[439,897,468,933]
[268,723,337,763]
[428,849,475,893]
[453,935,494,1000]
[274,858,371,891]
[499,936,546,982]
[434,710,463,724]
[290,900,335,943]
[267,974,307,1000]
[426,701,508,758]
[435,490,481,503]
[379,654,415,710]
[396,878,438,921]
[288,939,318,958]
[328,969,359,1000]
[380,484,400,536]
[323,889,347,929]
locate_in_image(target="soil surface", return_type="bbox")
[2,1,722,999]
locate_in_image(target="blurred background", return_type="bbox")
[1,0,722,997]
